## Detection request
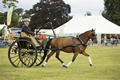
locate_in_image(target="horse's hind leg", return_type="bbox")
[42,50,55,67]
[55,50,66,67]
[82,51,92,67]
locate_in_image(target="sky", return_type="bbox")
[0,0,104,16]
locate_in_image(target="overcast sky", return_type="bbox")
[0,0,104,16]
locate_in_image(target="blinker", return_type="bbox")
[91,33,95,36]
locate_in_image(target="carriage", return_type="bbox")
[8,22,97,68]
[8,22,53,67]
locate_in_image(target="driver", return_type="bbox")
[21,18,40,48]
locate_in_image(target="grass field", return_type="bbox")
[0,46,120,80]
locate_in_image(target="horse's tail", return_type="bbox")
[44,39,53,56]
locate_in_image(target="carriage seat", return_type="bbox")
[19,37,31,40]
[18,32,31,40]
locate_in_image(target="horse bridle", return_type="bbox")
[91,32,96,40]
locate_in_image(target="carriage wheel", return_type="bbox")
[18,39,37,67]
[8,40,27,67]
[35,41,47,66]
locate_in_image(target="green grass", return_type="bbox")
[0,46,120,80]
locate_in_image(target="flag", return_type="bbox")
[7,7,13,26]
[58,25,65,37]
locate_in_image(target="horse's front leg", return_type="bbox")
[65,52,79,68]
[42,50,55,67]
[81,51,92,67]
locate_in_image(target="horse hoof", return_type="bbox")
[42,65,45,67]
[63,65,66,67]
[63,65,68,68]
[90,64,92,67]
[65,66,68,68]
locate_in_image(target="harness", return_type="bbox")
[71,36,87,53]
[77,35,87,46]
[71,37,75,53]
[53,36,87,53]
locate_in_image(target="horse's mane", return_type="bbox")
[79,30,91,36]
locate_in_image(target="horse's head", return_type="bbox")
[90,29,97,43]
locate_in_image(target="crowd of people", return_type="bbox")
[87,34,120,46]
[0,36,11,47]
[101,35,119,46]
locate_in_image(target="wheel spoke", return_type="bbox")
[10,55,18,59]
[16,59,21,67]
[37,58,41,62]
[23,57,29,65]
[28,57,32,66]
[13,57,19,63]
[18,41,21,49]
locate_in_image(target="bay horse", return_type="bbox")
[42,29,97,68]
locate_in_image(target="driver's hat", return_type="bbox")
[22,18,30,22]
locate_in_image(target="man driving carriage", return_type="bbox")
[21,19,40,48]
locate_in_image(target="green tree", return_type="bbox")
[103,0,120,26]
[10,12,19,27]
[0,12,19,27]
[28,0,72,31]
[13,8,24,16]
[2,0,19,8]
[84,11,92,16]
[21,10,31,19]
[0,12,6,24]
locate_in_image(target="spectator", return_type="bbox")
[113,35,118,46]
[110,38,114,46]
[115,39,118,46]
[48,36,50,40]
[101,38,104,46]
[104,35,107,46]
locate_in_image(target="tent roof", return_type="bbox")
[54,14,120,34]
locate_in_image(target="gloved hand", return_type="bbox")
[32,32,35,36]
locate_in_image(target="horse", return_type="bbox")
[42,29,97,68]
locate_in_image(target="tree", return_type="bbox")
[13,8,30,19]
[84,11,92,16]
[28,0,72,31]
[0,12,19,27]
[0,12,6,24]
[1,0,22,27]
[103,0,120,26]
[13,8,24,16]
[2,0,19,8]
[10,12,19,27]
[22,10,31,19]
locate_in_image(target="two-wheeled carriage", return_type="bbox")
[8,22,53,67]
